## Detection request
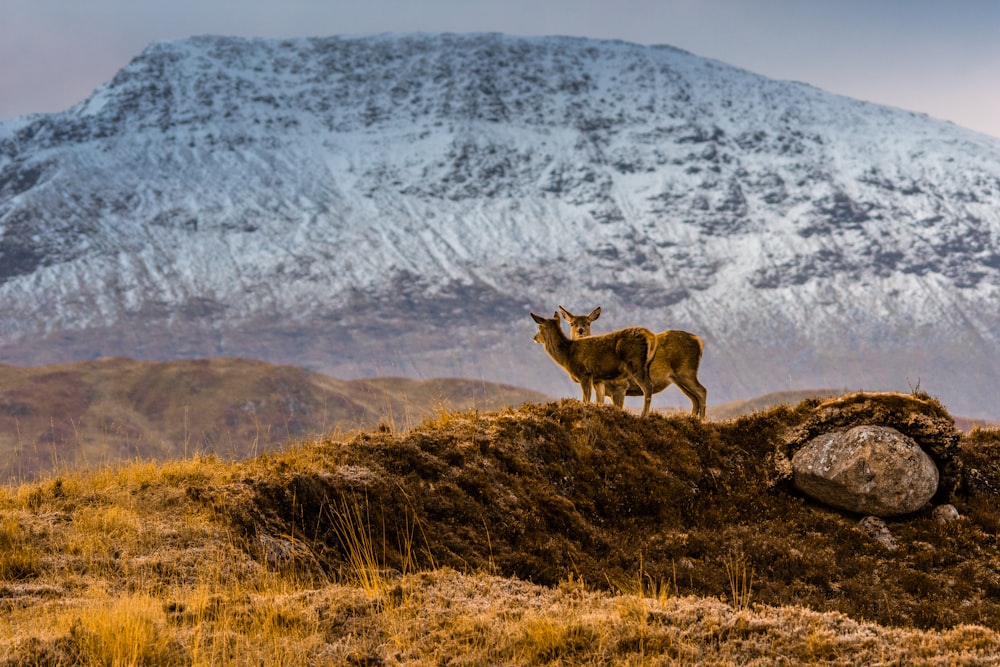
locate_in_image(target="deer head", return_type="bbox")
[531,311,563,345]
[558,306,601,339]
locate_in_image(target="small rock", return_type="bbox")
[932,504,960,524]
[858,515,897,551]
[964,468,993,495]
[257,534,316,569]
[792,425,939,516]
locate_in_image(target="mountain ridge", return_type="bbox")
[1,33,998,414]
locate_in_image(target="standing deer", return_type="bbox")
[558,306,707,419]
[530,311,657,417]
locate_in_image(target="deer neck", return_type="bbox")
[541,329,574,369]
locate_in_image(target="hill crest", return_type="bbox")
[3,392,1000,663]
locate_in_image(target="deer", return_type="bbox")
[558,306,707,420]
[530,311,657,417]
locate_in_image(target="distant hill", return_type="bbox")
[5,357,992,482]
[0,357,550,480]
[707,389,845,420]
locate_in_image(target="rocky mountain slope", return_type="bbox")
[1,33,999,415]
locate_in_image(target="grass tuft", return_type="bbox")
[63,594,177,667]
[723,551,754,612]
[0,515,40,581]
[327,495,389,597]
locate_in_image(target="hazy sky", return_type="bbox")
[2,0,999,138]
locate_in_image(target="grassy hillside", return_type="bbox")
[2,391,1000,664]
[0,357,550,481]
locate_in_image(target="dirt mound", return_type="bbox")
[211,392,1000,630]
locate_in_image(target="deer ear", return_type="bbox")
[530,312,545,324]
[589,306,602,322]
[552,311,560,320]
[558,306,572,321]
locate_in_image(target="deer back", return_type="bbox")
[569,327,655,380]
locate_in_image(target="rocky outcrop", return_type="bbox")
[792,425,939,516]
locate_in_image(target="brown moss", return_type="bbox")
[213,393,1000,631]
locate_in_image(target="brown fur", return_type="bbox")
[530,311,657,417]
[558,306,707,419]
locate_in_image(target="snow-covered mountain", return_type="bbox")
[1,33,999,416]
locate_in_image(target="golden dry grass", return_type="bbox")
[1,394,999,664]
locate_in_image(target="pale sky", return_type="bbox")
[2,0,999,138]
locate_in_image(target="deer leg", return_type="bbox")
[611,384,626,408]
[579,377,593,404]
[625,360,655,417]
[630,374,653,417]
[675,376,708,420]
[595,382,606,404]
[640,385,652,417]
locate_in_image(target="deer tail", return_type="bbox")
[645,330,658,368]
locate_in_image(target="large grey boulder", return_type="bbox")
[792,425,939,516]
